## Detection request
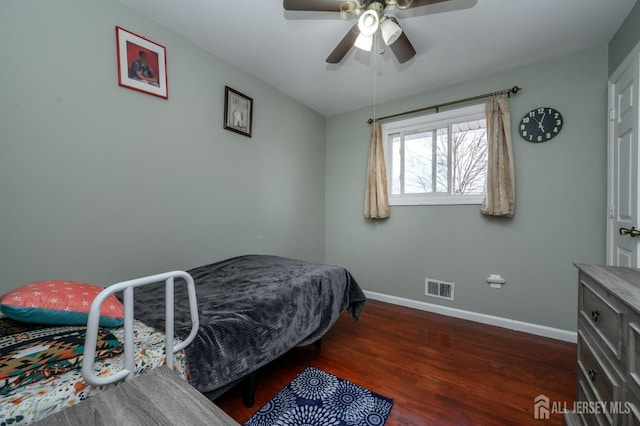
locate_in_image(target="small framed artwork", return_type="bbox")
[116,26,168,99]
[224,86,253,138]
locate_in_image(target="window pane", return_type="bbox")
[451,118,487,195]
[404,131,433,194]
[391,135,401,195]
[384,104,488,205]
[435,127,449,193]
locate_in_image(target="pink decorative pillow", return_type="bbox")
[0,281,124,327]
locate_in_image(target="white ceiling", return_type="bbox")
[121,0,636,117]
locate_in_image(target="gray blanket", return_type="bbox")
[131,255,366,393]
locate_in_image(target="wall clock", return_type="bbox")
[519,107,563,143]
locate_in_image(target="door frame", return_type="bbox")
[607,40,640,265]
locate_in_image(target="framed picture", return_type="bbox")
[224,86,253,138]
[116,26,168,99]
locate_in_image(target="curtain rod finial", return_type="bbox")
[511,86,521,94]
[367,118,374,124]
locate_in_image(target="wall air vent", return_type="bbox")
[425,278,454,301]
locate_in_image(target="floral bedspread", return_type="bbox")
[0,320,188,425]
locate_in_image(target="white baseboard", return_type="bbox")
[363,290,577,343]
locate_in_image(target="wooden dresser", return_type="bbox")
[565,264,640,425]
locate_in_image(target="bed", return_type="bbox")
[0,255,365,423]
[0,271,199,425]
[131,255,367,397]
[0,319,188,424]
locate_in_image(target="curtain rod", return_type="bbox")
[367,86,521,124]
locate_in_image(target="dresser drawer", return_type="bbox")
[580,276,625,362]
[625,388,640,426]
[578,330,624,425]
[577,379,606,426]
[626,403,640,426]
[628,321,640,398]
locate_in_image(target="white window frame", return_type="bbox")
[382,103,487,206]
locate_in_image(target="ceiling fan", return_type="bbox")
[283,0,454,64]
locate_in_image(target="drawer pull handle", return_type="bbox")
[591,310,600,322]
[588,369,596,382]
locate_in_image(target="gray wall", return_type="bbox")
[0,0,326,292]
[325,47,608,331]
[609,0,640,75]
[0,0,616,332]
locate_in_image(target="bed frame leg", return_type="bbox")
[243,372,256,408]
[315,339,322,351]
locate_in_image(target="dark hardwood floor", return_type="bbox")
[215,300,577,425]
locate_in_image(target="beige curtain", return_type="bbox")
[481,96,516,217]
[364,122,390,219]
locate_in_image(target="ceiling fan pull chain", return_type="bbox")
[373,31,377,123]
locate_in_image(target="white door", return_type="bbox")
[608,53,640,267]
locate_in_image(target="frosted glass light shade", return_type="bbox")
[354,33,374,51]
[381,18,402,46]
[358,10,379,36]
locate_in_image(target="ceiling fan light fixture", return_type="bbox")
[396,0,414,9]
[381,18,402,46]
[354,32,374,51]
[358,10,379,36]
[339,1,357,19]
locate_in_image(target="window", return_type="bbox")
[383,104,488,205]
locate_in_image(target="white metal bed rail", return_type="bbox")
[81,271,199,387]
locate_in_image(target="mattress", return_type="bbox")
[132,255,367,394]
[0,319,188,425]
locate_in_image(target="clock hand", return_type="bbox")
[537,113,546,132]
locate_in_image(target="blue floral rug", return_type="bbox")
[244,366,393,426]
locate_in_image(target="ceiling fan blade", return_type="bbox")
[396,0,453,8]
[284,0,353,12]
[326,24,360,63]
[388,19,416,63]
